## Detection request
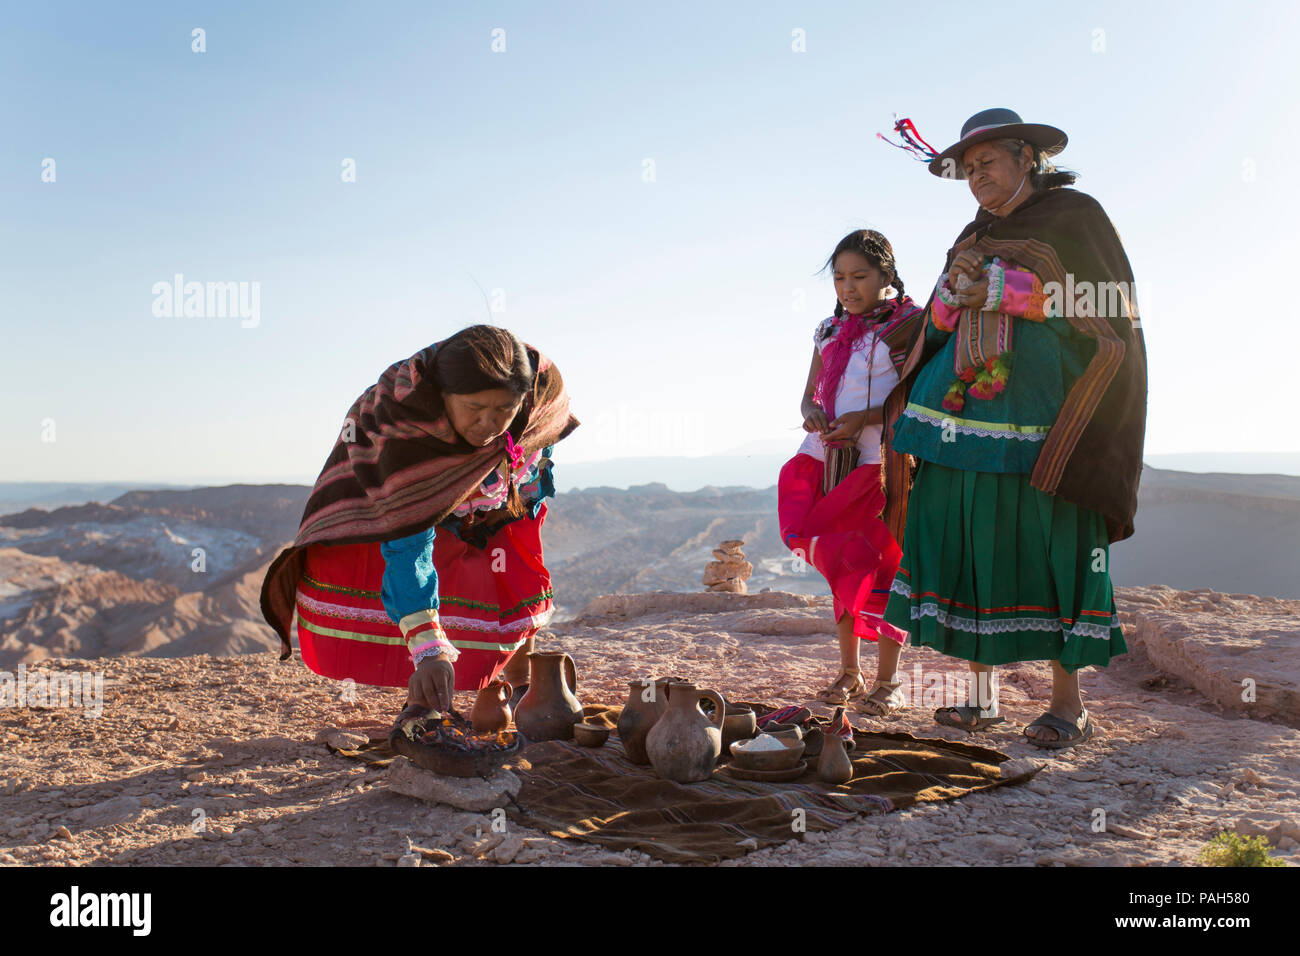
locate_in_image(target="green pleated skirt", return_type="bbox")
[883,461,1126,672]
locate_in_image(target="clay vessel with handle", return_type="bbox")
[514,652,584,742]
[645,682,726,783]
[616,675,680,765]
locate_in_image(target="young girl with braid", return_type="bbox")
[778,230,924,715]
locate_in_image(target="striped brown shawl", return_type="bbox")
[259,339,579,659]
[882,187,1146,544]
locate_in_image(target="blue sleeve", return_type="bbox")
[529,444,556,516]
[379,526,439,625]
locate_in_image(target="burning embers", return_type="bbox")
[405,710,517,754]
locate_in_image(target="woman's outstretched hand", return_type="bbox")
[408,656,456,713]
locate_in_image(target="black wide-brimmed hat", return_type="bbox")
[928,108,1067,179]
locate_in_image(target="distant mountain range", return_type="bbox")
[554,450,1300,493]
[8,452,1297,509]
[0,465,1296,665]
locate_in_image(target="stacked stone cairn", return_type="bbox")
[702,539,753,594]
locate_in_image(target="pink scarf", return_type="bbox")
[813,299,900,420]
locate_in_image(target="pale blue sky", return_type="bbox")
[3,1,1298,484]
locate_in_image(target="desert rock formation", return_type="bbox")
[4,469,1299,665]
[702,539,753,594]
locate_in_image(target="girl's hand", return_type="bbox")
[408,655,456,712]
[801,398,829,434]
[948,250,984,289]
[822,408,874,446]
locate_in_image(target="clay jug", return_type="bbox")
[470,678,512,734]
[514,652,584,742]
[616,676,679,765]
[645,683,726,783]
[817,707,855,785]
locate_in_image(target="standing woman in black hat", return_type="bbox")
[878,109,1147,749]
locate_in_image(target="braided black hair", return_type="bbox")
[820,229,905,319]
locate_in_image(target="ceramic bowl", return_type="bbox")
[729,737,806,771]
[573,722,610,747]
[756,722,803,744]
[720,704,758,752]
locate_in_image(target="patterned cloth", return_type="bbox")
[884,461,1126,672]
[878,187,1143,671]
[295,502,554,691]
[260,335,578,660]
[883,187,1146,544]
[506,704,1037,864]
[891,261,1089,475]
[800,310,905,465]
[811,295,921,423]
[379,446,556,666]
[326,702,1039,864]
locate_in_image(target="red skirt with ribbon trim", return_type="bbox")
[294,504,554,692]
[777,454,907,644]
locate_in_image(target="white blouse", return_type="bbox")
[797,315,899,465]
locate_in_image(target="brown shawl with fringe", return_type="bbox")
[259,339,579,659]
[882,187,1147,543]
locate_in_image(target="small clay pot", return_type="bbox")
[817,736,854,785]
[803,725,855,759]
[573,722,610,747]
[817,709,855,785]
[470,678,512,734]
[720,704,757,753]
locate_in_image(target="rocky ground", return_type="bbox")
[0,586,1296,867]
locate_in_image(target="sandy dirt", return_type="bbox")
[1,587,1296,867]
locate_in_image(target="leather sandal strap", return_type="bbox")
[937,705,994,728]
[867,681,902,700]
[1027,711,1085,738]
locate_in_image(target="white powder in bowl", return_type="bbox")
[737,734,786,752]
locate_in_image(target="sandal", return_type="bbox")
[1024,709,1092,750]
[815,668,866,705]
[853,680,906,717]
[934,705,1005,732]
